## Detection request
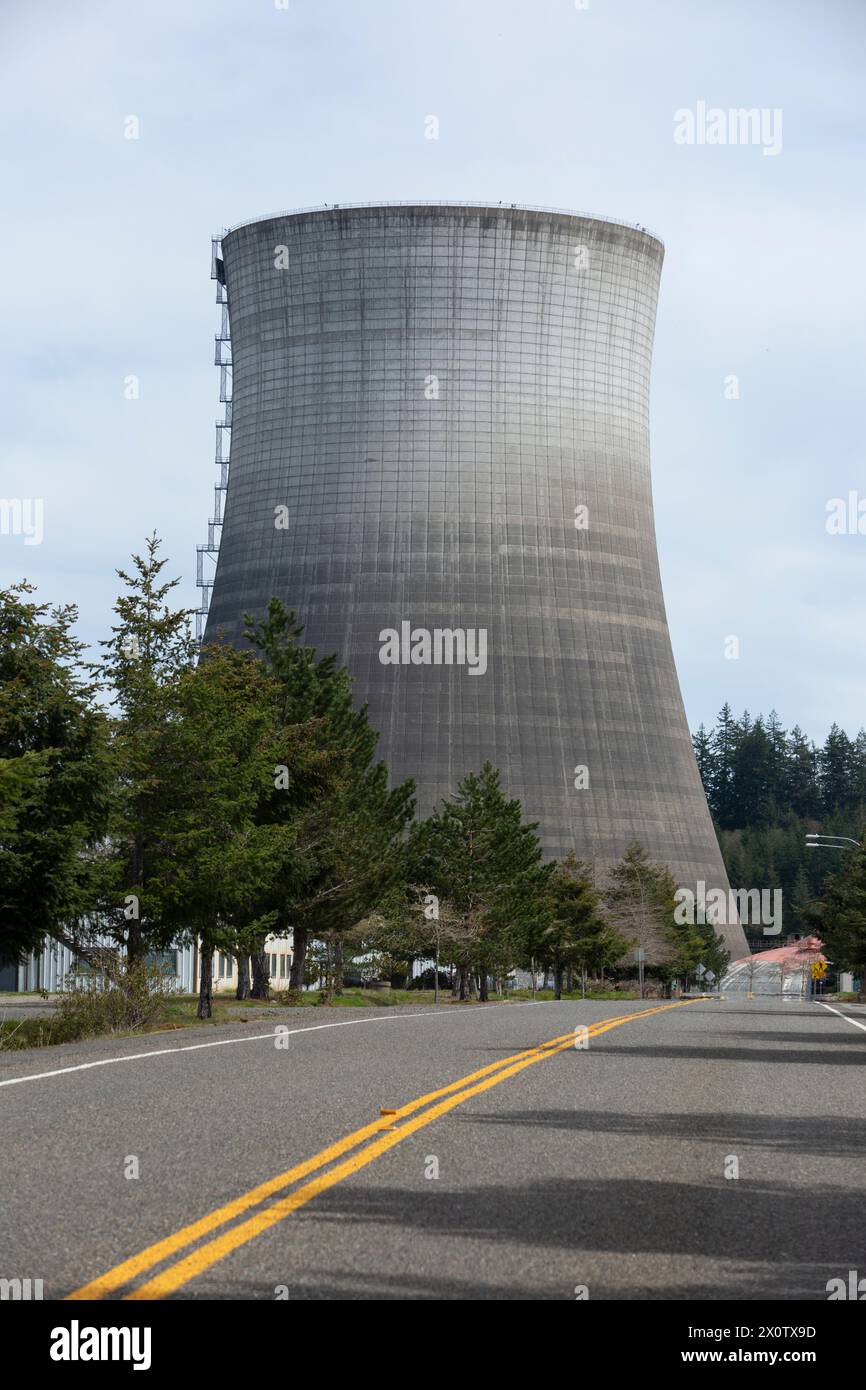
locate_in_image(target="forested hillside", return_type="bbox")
[693,706,866,946]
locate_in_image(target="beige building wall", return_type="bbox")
[194,934,294,994]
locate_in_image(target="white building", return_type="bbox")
[2,933,295,995]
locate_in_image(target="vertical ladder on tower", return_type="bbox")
[196,235,232,644]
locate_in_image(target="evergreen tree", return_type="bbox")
[784,727,819,820]
[789,863,814,935]
[93,535,197,965]
[710,703,738,828]
[812,842,866,1001]
[242,599,415,999]
[850,730,866,807]
[0,582,110,960]
[605,843,678,972]
[819,724,855,814]
[147,643,296,1017]
[413,762,551,1001]
[764,710,788,815]
[543,854,625,998]
[730,714,774,827]
[692,724,714,790]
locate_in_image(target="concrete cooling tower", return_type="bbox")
[201,202,746,958]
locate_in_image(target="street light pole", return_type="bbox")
[806,834,861,850]
[804,834,863,1004]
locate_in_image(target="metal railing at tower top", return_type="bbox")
[218,200,664,246]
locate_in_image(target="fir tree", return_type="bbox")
[242,599,415,999]
[784,727,819,820]
[146,643,294,1018]
[789,863,814,934]
[0,583,109,960]
[812,841,866,1000]
[93,535,197,965]
[710,703,738,828]
[543,854,625,998]
[413,762,550,1001]
[819,724,855,814]
[605,843,678,973]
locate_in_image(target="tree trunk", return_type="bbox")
[458,963,469,1001]
[127,835,145,969]
[334,936,344,996]
[251,946,270,1001]
[126,920,143,970]
[197,936,214,1019]
[553,960,563,1001]
[288,923,307,997]
[478,967,489,1002]
[235,954,250,1000]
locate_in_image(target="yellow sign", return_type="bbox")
[810,961,827,980]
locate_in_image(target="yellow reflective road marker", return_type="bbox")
[67,999,700,1301]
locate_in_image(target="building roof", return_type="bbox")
[731,935,827,969]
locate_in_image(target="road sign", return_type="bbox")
[695,963,706,978]
[704,970,716,984]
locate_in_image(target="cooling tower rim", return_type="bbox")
[219,201,664,249]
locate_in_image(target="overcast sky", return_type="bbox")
[2,0,864,742]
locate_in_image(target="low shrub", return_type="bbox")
[51,961,177,1043]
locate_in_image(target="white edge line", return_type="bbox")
[0,1000,544,1090]
[817,1002,866,1033]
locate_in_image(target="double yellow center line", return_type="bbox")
[67,999,700,1300]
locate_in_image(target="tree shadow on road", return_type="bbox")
[298,1174,859,1300]
[465,1106,866,1157]
[579,1040,866,1065]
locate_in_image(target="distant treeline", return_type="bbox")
[693,706,866,943]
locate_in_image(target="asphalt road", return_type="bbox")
[1,996,864,1300]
